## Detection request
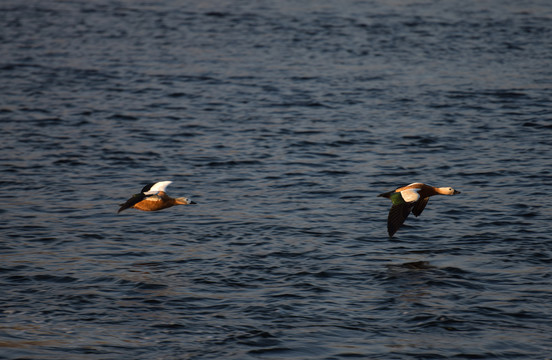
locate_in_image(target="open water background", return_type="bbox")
[1,0,552,359]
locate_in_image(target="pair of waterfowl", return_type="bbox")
[118,181,460,238]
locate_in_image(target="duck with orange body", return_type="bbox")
[118,181,196,213]
[378,183,460,237]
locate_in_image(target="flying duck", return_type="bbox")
[118,181,196,213]
[378,183,460,237]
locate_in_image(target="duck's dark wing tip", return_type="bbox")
[378,191,393,198]
[412,197,429,217]
[117,202,132,213]
[387,203,413,237]
[141,182,156,193]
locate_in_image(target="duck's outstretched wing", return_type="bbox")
[143,181,172,195]
[118,193,146,213]
[387,202,414,237]
[412,197,429,217]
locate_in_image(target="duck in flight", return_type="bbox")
[118,181,196,213]
[378,183,460,237]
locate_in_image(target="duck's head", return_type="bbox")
[175,197,197,205]
[438,187,461,195]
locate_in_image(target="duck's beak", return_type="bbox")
[453,190,461,195]
[190,200,197,204]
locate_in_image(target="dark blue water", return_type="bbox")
[1,0,552,359]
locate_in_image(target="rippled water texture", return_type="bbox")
[1,0,552,359]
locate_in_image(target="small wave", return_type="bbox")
[108,114,139,121]
[33,274,78,283]
[523,121,552,130]
[206,159,262,167]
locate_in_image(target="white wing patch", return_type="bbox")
[144,195,163,202]
[144,181,172,195]
[401,188,421,202]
